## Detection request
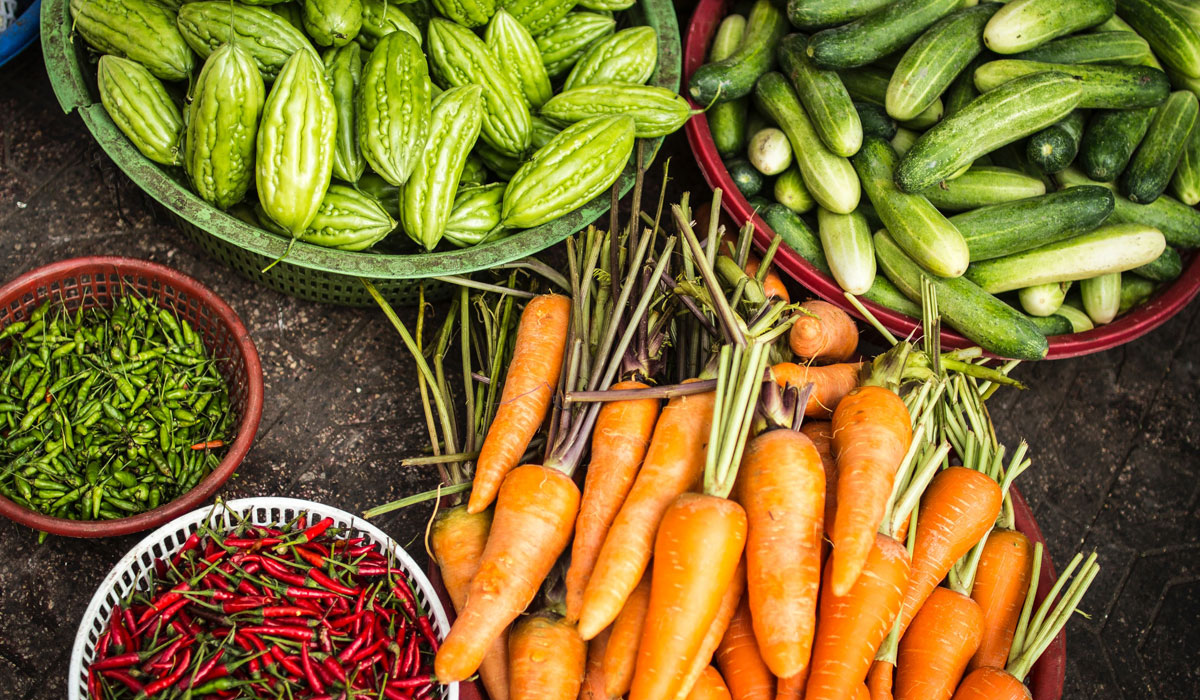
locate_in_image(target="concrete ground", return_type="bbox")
[2,35,1198,700]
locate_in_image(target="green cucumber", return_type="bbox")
[1025,312,1074,335]
[1027,111,1087,174]
[854,101,897,141]
[817,206,876,294]
[974,60,1169,109]
[1161,0,1200,29]
[853,136,970,277]
[1053,300,1096,331]
[778,33,862,157]
[922,166,1048,211]
[875,230,1050,359]
[748,127,794,175]
[887,4,1000,122]
[786,0,892,31]
[747,195,772,211]
[964,222,1167,292]
[774,165,816,214]
[896,72,1082,193]
[1119,273,1157,313]
[1131,245,1183,281]
[754,72,861,214]
[1010,31,1151,65]
[727,158,765,197]
[1171,123,1200,204]
[1081,272,1122,323]
[943,54,983,119]
[950,185,1114,260]
[1116,0,1200,79]
[983,0,1116,55]
[1078,107,1156,181]
[839,66,944,130]
[891,127,919,157]
[1058,166,1200,248]
[689,0,787,104]
[1019,281,1071,316]
[1122,89,1199,202]
[805,0,964,70]
[707,14,749,159]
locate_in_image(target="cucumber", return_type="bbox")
[974,60,1169,109]
[1058,166,1200,247]
[707,14,749,159]
[1025,312,1074,335]
[1019,281,1071,316]
[1078,107,1156,181]
[754,72,861,214]
[887,4,1000,122]
[806,0,963,70]
[748,127,794,175]
[746,110,773,139]
[891,127,919,158]
[896,72,1082,193]
[727,158,765,197]
[855,101,897,140]
[1116,0,1200,79]
[874,230,1050,359]
[1171,123,1200,204]
[747,195,772,211]
[1119,272,1157,313]
[817,206,876,294]
[950,185,1115,260]
[839,67,944,130]
[689,0,787,105]
[1053,301,1096,331]
[1121,89,1199,202]
[775,165,816,214]
[786,0,892,31]
[1080,272,1122,323]
[922,166,1048,211]
[1011,31,1152,65]
[1027,111,1087,174]
[983,0,1116,55]
[1131,245,1183,281]
[943,55,983,119]
[853,137,970,278]
[1161,0,1200,31]
[963,222,1166,292]
[778,33,862,157]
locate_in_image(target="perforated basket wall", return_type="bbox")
[68,497,455,699]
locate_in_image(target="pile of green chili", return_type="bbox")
[0,294,233,522]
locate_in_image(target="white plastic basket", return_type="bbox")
[0,0,16,31]
[68,497,457,700]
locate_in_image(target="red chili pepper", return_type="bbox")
[388,676,436,689]
[170,532,202,568]
[209,590,236,602]
[137,583,192,624]
[223,536,282,549]
[90,651,144,671]
[344,545,377,557]
[88,669,100,700]
[271,647,304,677]
[337,631,367,664]
[259,557,308,587]
[301,644,326,695]
[177,648,224,690]
[238,626,316,642]
[234,579,259,597]
[109,608,132,653]
[352,638,387,665]
[321,655,348,683]
[259,605,319,619]
[221,596,273,614]
[141,647,192,696]
[95,630,112,660]
[382,686,413,700]
[416,616,439,652]
[285,586,340,600]
[100,669,144,693]
[353,564,389,576]
[355,650,386,673]
[300,517,335,543]
[307,568,357,596]
[141,636,187,673]
[328,610,367,630]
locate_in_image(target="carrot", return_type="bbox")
[744,256,791,302]
[580,626,612,700]
[856,684,871,700]
[629,493,747,700]
[968,530,1033,672]
[577,385,716,640]
[789,301,858,362]
[738,429,825,677]
[866,661,893,700]
[715,597,776,700]
[805,533,910,700]
[949,667,1030,700]
[566,382,662,622]
[895,467,1002,636]
[469,294,572,514]
[828,386,913,597]
[771,362,862,419]
[687,667,733,700]
[603,572,652,698]
[894,587,984,700]
[776,669,808,700]
[435,465,581,682]
[508,613,587,700]
[429,506,510,700]
[672,559,747,700]
[799,421,837,535]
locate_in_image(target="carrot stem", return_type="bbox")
[1006,547,1099,682]
[843,292,899,346]
[674,203,745,347]
[362,482,472,518]
[435,275,538,298]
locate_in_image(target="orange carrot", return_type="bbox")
[738,430,825,678]
[789,301,858,362]
[469,294,572,514]
[603,572,652,698]
[580,626,612,700]
[435,465,581,682]
[745,256,791,302]
[949,667,1030,700]
[856,684,871,700]
[776,669,808,700]
[894,587,984,700]
[672,559,747,700]
[578,385,716,640]
[429,506,510,700]
[508,614,587,700]
[828,386,913,596]
[799,421,837,534]
[566,382,662,622]
[687,667,734,700]
[867,661,893,700]
[968,530,1033,672]
[896,467,1002,636]
[771,362,862,419]
[630,493,748,700]
[715,597,776,700]
[805,533,911,700]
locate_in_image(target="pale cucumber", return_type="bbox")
[1054,301,1096,331]
[984,0,1116,54]
[1019,281,1071,316]
[748,127,794,175]
[778,33,862,157]
[922,166,1047,211]
[774,165,816,213]
[817,206,876,294]
[887,4,999,122]
[1081,272,1122,323]
[1170,121,1200,204]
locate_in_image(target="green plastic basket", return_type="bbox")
[40,0,681,306]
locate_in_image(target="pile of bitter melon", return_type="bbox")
[72,0,687,252]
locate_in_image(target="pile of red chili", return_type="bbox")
[86,513,442,699]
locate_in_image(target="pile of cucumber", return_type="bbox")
[690,0,1200,360]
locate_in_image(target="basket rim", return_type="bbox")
[0,256,264,537]
[39,0,682,282]
[66,496,457,700]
